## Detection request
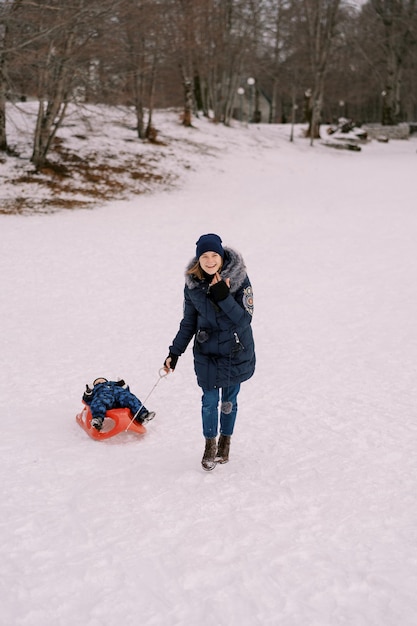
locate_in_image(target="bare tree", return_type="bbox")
[0,0,23,152]
[206,1,258,123]
[31,29,75,168]
[164,0,199,126]
[31,2,105,167]
[269,1,287,123]
[257,0,292,123]
[165,0,255,125]
[371,0,416,124]
[113,0,169,139]
[297,0,343,140]
[0,1,11,151]
[5,0,120,169]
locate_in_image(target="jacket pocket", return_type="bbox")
[196,329,210,344]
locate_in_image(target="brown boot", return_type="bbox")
[215,434,231,464]
[201,437,217,471]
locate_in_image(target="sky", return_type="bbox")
[1,104,417,626]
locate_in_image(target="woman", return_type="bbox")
[164,233,255,470]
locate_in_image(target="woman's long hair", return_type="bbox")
[186,258,223,281]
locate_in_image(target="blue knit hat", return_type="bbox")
[196,233,224,259]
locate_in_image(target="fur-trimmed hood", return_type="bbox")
[185,247,248,294]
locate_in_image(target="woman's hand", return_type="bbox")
[211,272,230,288]
[209,273,231,302]
[163,353,178,373]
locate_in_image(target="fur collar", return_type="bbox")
[185,247,247,294]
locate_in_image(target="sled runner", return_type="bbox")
[76,403,146,440]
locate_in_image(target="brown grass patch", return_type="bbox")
[2,143,175,214]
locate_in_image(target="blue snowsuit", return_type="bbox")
[82,380,144,421]
[169,247,256,390]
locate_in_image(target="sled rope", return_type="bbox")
[125,368,168,431]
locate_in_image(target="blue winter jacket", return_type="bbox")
[169,247,255,390]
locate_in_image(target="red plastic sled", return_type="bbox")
[76,403,146,440]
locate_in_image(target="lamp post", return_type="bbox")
[247,77,255,123]
[381,90,386,124]
[290,103,298,142]
[237,87,245,123]
[304,88,312,126]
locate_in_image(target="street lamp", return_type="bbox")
[381,90,386,124]
[237,87,245,123]
[247,77,255,123]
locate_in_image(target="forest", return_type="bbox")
[1,0,416,169]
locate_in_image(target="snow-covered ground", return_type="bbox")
[1,105,417,625]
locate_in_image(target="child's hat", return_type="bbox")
[93,377,108,386]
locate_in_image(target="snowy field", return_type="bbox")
[1,106,417,625]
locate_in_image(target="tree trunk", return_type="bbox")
[179,59,194,126]
[132,68,145,139]
[381,24,401,124]
[0,54,7,152]
[145,58,157,138]
[0,0,19,153]
[32,96,69,169]
[182,77,193,127]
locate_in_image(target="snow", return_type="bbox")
[2,104,417,625]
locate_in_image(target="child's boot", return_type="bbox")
[91,416,104,431]
[133,409,155,424]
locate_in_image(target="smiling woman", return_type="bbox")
[199,251,223,276]
[163,233,256,471]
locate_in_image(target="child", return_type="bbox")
[83,377,155,431]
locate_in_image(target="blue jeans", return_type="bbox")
[201,384,241,438]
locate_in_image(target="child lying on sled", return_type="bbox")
[83,377,155,431]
